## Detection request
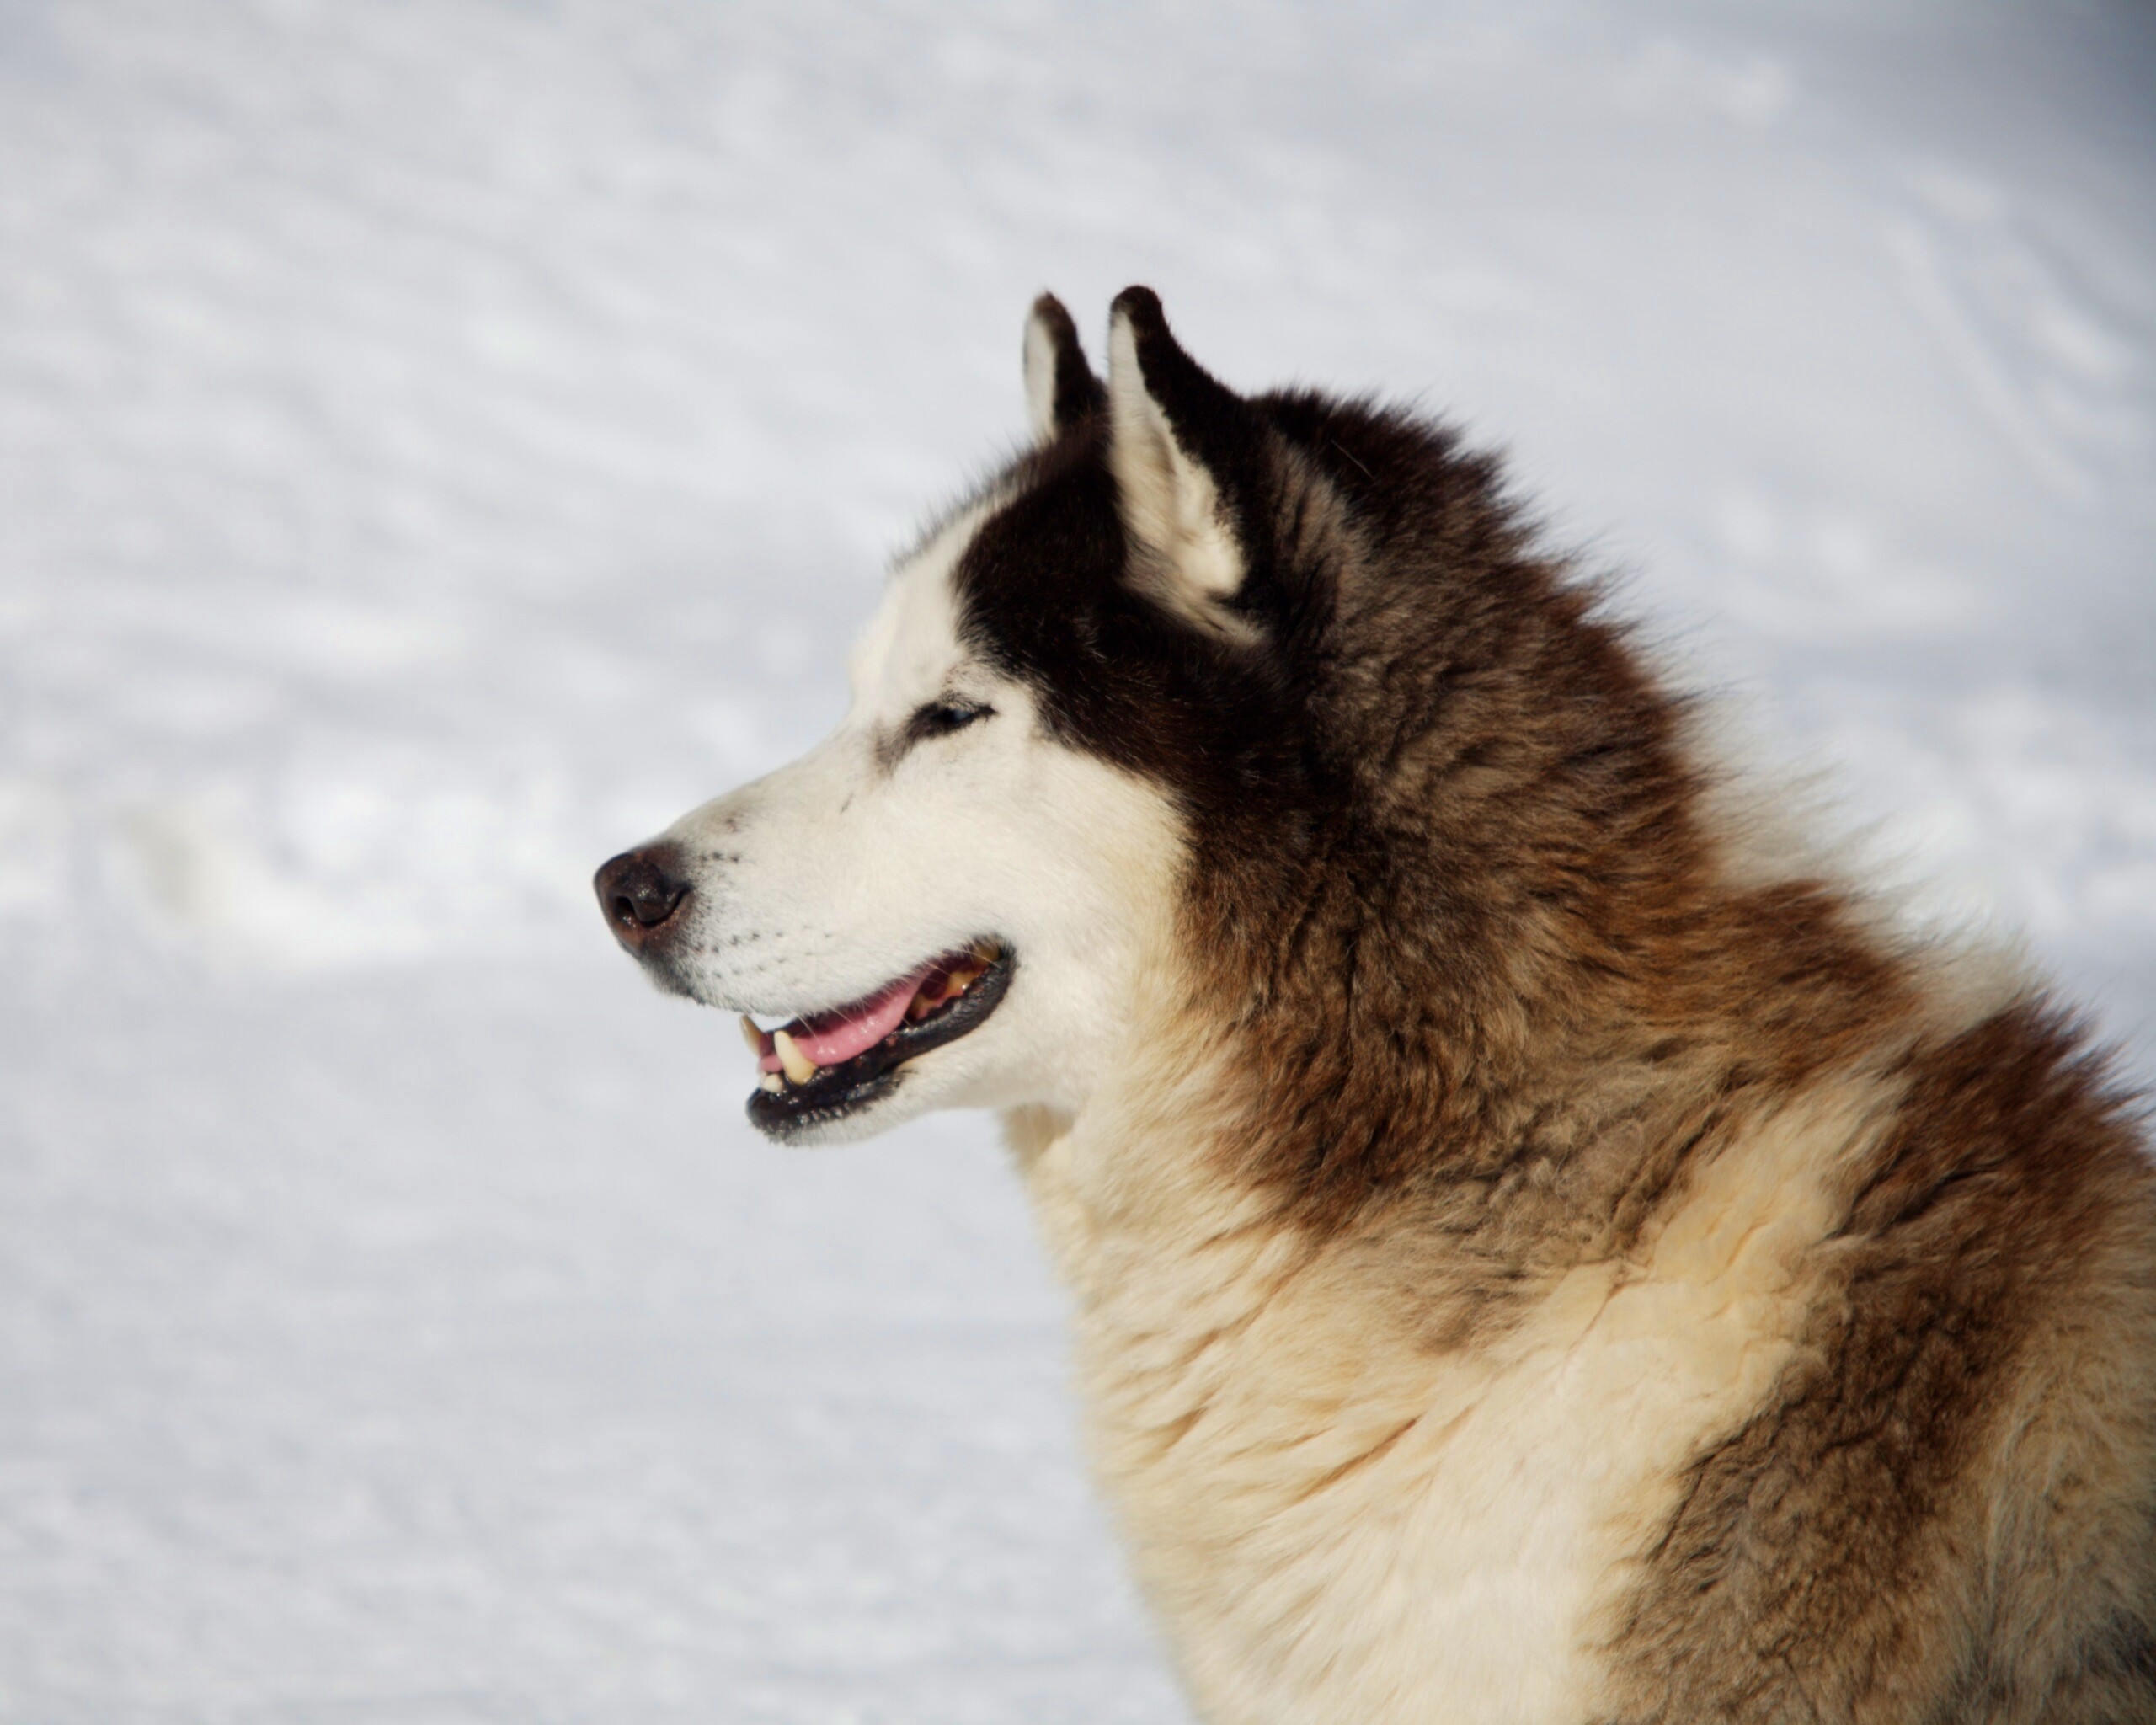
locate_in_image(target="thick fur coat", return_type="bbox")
[599,289,2156,1723]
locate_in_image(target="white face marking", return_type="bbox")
[638,500,1187,1143]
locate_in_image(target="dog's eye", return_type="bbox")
[911,700,992,740]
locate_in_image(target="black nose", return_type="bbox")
[595,847,691,945]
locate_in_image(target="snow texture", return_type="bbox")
[3,3,2152,1719]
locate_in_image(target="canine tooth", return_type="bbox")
[773,1028,818,1086]
[758,1072,783,1093]
[739,1015,765,1055]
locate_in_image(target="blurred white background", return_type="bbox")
[3,3,2151,1720]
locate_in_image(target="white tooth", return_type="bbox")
[739,1015,764,1055]
[773,1028,818,1087]
[758,1072,783,1093]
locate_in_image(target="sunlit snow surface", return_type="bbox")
[3,3,2153,1719]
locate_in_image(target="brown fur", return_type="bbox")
[1179,446,2156,1716]
[958,291,2156,1717]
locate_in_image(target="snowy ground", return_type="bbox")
[3,3,2152,1720]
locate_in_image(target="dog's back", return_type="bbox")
[1604,999,2156,1721]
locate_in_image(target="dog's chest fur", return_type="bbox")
[1012,1080,1882,1725]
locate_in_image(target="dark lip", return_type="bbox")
[745,944,1014,1140]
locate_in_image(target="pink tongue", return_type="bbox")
[759,962,936,1072]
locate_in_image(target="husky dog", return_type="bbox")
[595,289,2156,1723]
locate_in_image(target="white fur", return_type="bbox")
[1017,1055,1904,1724]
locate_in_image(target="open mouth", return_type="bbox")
[739,940,1011,1136]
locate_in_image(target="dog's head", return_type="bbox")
[595,287,1585,1147]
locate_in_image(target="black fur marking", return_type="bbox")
[954,303,1490,873]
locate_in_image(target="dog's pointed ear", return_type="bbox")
[1105,286,1263,643]
[1023,292,1106,444]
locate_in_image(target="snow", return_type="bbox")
[2,3,2151,1719]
